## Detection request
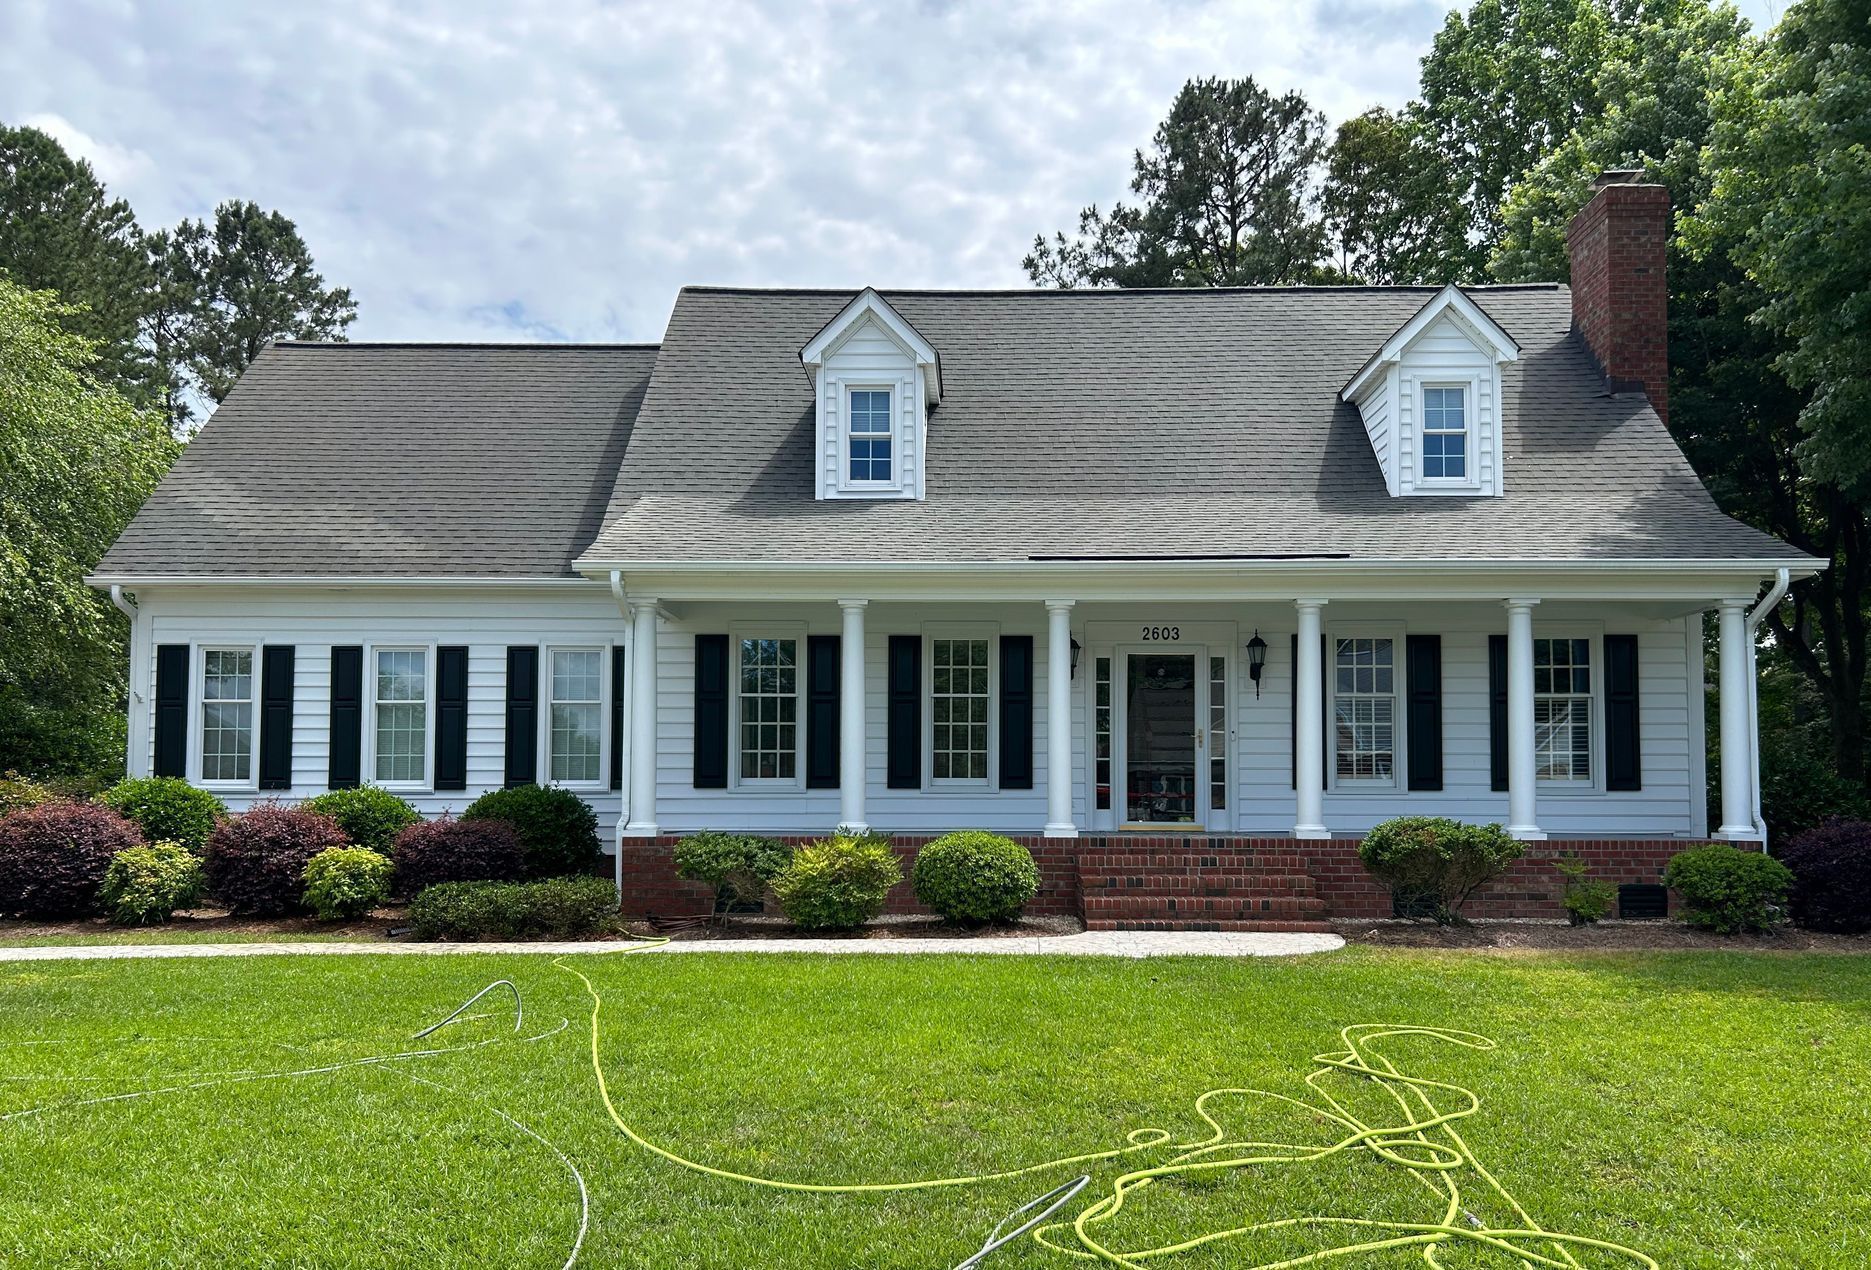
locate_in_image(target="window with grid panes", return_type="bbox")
[931,638,990,780]
[1333,637,1395,781]
[1534,638,1593,780]
[738,638,798,780]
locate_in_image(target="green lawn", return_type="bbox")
[1,947,1866,1268]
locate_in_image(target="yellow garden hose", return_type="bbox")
[558,957,1659,1268]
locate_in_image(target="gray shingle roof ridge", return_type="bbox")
[677,282,1564,298]
[268,339,663,350]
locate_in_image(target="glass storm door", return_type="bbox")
[1125,653,1199,824]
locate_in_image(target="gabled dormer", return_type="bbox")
[799,288,940,501]
[1342,285,1519,498]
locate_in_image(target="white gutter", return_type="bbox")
[577,556,1822,577]
[86,574,595,588]
[1746,567,1793,848]
[107,585,137,619]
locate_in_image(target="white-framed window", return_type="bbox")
[371,646,432,790]
[547,646,605,787]
[1420,385,1468,481]
[735,633,800,784]
[1535,637,1594,783]
[1094,655,1113,812]
[1332,635,1397,785]
[846,386,893,484]
[929,634,993,783]
[198,645,257,787]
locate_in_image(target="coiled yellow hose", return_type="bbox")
[558,957,1658,1268]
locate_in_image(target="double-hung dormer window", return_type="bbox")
[1420,386,1468,481]
[847,388,893,484]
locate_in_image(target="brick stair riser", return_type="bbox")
[1086,918,1336,933]
[1084,896,1326,920]
[1076,854,1313,872]
[1080,876,1318,897]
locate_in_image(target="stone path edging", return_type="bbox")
[0,930,1344,962]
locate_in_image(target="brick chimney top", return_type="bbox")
[1566,171,1670,423]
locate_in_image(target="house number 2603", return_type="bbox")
[1141,625,1181,641]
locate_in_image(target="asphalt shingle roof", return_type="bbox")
[97,285,1806,580]
[581,284,1804,566]
[95,343,658,578]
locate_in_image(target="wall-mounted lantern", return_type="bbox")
[1246,630,1268,697]
[1070,637,1082,679]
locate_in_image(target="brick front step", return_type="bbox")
[1080,875,1319,897]
[1077,852,1314,872]
[1085,894,1326,921]
[1086,918,1337,933]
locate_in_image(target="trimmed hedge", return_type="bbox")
[203,804,348,915]
[101,842,205,925]
[1664,844,1793,934]
[0,802,143,916]
[391,817,526,895]
[771,833,902,930]
[407,876,618,940]
[98,777,226,853]
[460,785,601,879]
[912,831,1038,924]
[1358,816,1522,924]
[674,831,791,909]
[300,786,420,854]
[1779,820,1871,933]
[302,846,394,920]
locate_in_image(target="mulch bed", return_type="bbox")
[0,907,414,942]
[1334,917,1871,953]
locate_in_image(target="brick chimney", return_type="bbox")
[1565,169,1670,424]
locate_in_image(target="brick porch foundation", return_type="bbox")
[616,834,1694,928]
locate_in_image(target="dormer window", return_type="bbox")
[847,388,893,483]
[1421,386,1468,480]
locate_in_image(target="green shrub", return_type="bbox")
[0,771,57,819]
[407,876,618,940]
[300,786,420,854]
[302,846,394,920]
[770,833,902,930]
[674,831,791,909]
[100,842,205,924]
[1552,855,1616,926]
[460,785,601,878]
[0,801,142,916]
[1665,844,1794,934]
[98,777,226,852]
[202,803,348,915]
[912,831,1038,924]
[1357,816,1523,924]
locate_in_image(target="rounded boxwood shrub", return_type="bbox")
[302,846,395,920]
[101,842,205,925]
[912,831,1038,924]
[392,817,526,895]
[0,771,58,819]
[202,803,348,915]
[0,801,143,916]
[1358,816,1523,924]
[1664,843,1794,934]
[770,832,902,930]
[1778,821,1871,933]
[299,786,420,854]
[460,784,600,878]
[674,831,791,909]
[408,876,617,940]
[98,776,226,853]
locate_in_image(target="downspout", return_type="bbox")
[1745,567,1792,848]
[608,570,630,904]
[109,587,139,778]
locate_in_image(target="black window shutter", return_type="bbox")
[610,645,626,792]
[153,644,190,779]
[1606,633,1641,791]
[693,634,729,790]
[259,645,295,790]
[1488,634,1508,792]
[887,635,921,789]
[999,635,1034,789]
[1289,634,1327,790]
[1405,635,1442,792]
[328,646,364,789]
[504,646,539,788]
[435,646,469,791]
[806,634,841,789]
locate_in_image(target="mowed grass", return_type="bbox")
[1,947,1867,1268]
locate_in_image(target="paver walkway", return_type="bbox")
[0,930,1342,961]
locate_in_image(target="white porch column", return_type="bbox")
[624,598,660,837]
[1044,599,1078,838]
[838,600,868,831]
[1294,599,1328,839]
[1716,598,1758,839]
[1504,598,1545,841]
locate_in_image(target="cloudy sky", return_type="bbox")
[3,0,1781,344]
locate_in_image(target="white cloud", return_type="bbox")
[0,0,1784,343]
